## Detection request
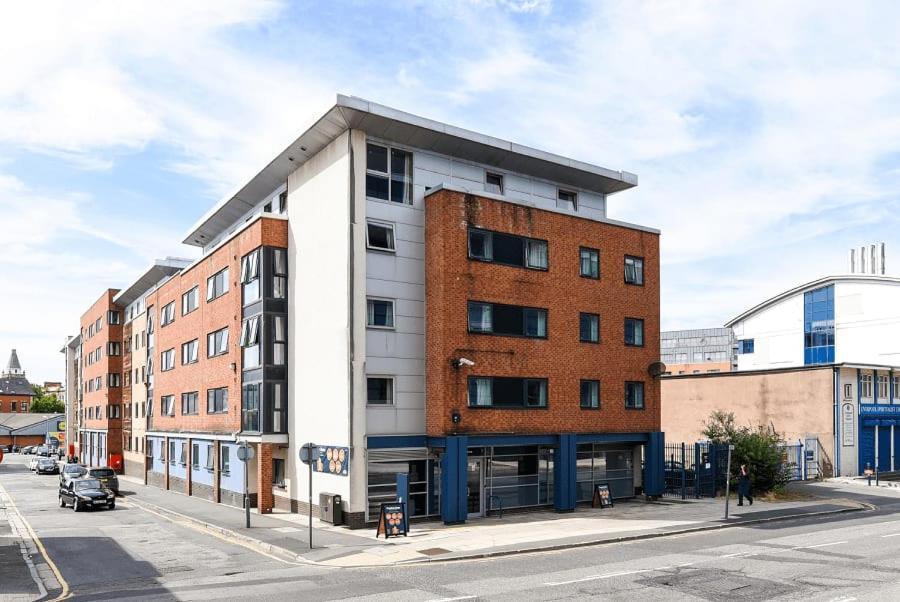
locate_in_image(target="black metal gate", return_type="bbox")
[663,442,730,499]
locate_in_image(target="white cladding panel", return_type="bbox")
[834,280,900,365]
[733,293,805,370]
[287,131,353,504]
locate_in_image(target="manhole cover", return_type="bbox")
[417,548,451,557]
[640,568,796,599]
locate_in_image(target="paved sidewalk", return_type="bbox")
[116,475,868,568]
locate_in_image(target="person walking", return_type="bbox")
[737,464,753,506]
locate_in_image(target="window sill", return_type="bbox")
[366,246,397,254]
[579,274,600,280]
[580,406,601,410]
[624,343,645,348]
[467,405,549,410]
[625,406,646,410]
[366,196,415,208]
[182,308,198,317]
[207,293,228,303]
[468,256,549,272]
[469,330,548,340]
[366,403,395,408]
[580,339,600,344]
[366,325,396,331]
[624,281,645,287]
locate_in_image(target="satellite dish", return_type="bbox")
[648,361,667,378]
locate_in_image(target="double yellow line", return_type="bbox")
[0,479,71,600]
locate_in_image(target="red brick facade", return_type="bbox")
[0,394,32,413]
[424,189,661,437]
[150,217,288,435]
[80,289,124,461]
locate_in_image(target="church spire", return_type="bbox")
[4,348,24,376]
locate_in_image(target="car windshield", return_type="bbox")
[90,469,114,477]
[74,479,102,491]
[65,465,86,474]
[39,459,54,465]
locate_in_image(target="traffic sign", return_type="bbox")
[300,442,318,465]
[237,444,255,462]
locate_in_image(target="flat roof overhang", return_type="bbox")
[112,258,193,307]
[182,94,639,247]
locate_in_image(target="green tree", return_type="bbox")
[30,385,65,413]
[702,411,792,494]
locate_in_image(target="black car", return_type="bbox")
[59,463,87,486]
[36,458,60,475]
[59,478,116,511]
[88,467,119,495]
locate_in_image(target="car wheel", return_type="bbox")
[59,496,66,508]
[108,502,115,510]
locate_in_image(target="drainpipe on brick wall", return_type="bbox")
[215,440,221,504]
[187,437,192,496]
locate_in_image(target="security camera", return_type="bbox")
[451,357,476,369]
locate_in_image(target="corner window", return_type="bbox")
[107,342,121,356]
[485,172,504,194]
[182,286,199,315]
[271,315,286,365]
[367,298,395,329]
[467,228,548,270]
[367,377,394,405]
[272,248,287,300]
[467,301,547,338]
[107,373,121,388]
[366,222,396,252]
[181,392,198,415]
[241,249,261,305]
[558,189,577,211]
[207,268,229,302]
[207,387,228,413]
[580,313,600,343]
[240,316,261,369]
[207,327,229,357]
[160,302,176,326]
[625,381,645,409]
[624,255,644,285]
[181,339,199,365]
[366,143,412,204]
[107,310,121,325]
[738,339,754,354]
[580,380,600,409]
[580,247,600,279]
[624,318,644,347]
[467,376,548,408]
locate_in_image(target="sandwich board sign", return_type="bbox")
[592,483,614,509]
[376,502,408,539]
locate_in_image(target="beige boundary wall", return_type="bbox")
[661,366,836,464]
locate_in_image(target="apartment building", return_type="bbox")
[113,258,191,478]
[660,328,736,374]
[70,96,665,525]
[78,290,124,467]
[61,335,81,458]
[0,349,35,413]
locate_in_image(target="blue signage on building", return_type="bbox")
[859,404,900,416]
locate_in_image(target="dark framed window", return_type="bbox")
[558,189,578,210]
[624,318,644,346]
[207,268,229,301]
[221,446,231,474]
[366,222,396,252]
[624,255,644,285]
[580,247,600,279]
[367,298,395,328]
[468,376,548,408]
[738,339,755,354]
[207,327,229,357]
[207,387,228,414]
[107,342,121,356]
[241,249,261,305]
[192,443,200,469]
[367,377,394,405]
[467,228,548,270]
[160,348,175,371]
[625,381,645,409]
[182,392,198,415]
[242,383,260,432]
[107,310,121,325]
[271,315,286,365]
[182,286,199,315]
[272,248,287,300]
[467,301,547,338]
[366,143,413,204]
[161,395,175,416]
[240,316,261,368]
[580,380,600,409]
[181,339,199,365]
[579,313,600,343]
[273,458,286,488]
[485,172,504,194]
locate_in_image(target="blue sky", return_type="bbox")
[2,0,900,382]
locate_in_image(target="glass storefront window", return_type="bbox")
[366,455,440,521]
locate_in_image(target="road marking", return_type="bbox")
[0,479,70,601]
[425,597,476,602]
[880,533,900,538]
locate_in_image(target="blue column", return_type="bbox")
[644,432,666,496]
[553,434,577,512]
[440,435,468,524]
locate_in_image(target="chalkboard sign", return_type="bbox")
[592,483,614,509]
[376,502,408,539]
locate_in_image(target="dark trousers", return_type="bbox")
[738,481,753,505]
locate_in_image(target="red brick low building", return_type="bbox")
[0,349,35,413]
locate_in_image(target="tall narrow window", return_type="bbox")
[580,380,600,409]
[241,249,261,305]
[240,316,261,368]
[580,247,600,279]
[624,255,644,285]
[192,443,200,469]
[271,315,286,365]
[205,444,214,470]
[182,286,199,315]
[624,318,644,347]
[272,248,287,299]
[625,381,645,409]
[221,446,231,474]
[208,327,229,357]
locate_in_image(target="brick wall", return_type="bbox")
[424,189,661,436]
[0,395,32,412]
[79,289,123,456]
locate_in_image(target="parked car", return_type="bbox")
[36,446,50,457]
[59,478,116,512]
[21,446,35,455]
[59,463,87,486]
[36,458,60,475]
[28,455,41,471]
[88,467,119,495]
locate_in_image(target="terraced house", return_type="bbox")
[70,96,665,526]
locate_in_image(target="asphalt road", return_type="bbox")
[3,453,900,601]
